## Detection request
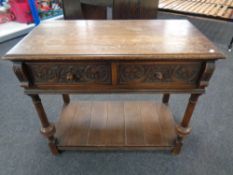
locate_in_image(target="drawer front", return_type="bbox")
[118,62,202,88]
[26,62,112,85]
[25,61,203,90]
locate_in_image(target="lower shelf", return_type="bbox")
[55,101,177,150]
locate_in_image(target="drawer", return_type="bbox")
[25,61,203,90]
[26,62,112,85]
[117,62,203,88]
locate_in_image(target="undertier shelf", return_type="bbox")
[55,101,177,150]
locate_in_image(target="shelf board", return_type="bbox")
[55,101,176,150]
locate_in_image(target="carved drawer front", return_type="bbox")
[118,62,202,88]
[26,62,112,85]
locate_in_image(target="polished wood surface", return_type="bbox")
[3,20,224,60]
[56,101,176,148]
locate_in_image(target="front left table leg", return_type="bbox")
[29,94,59,155]
[172,93,201,155]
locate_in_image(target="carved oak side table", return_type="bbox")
[3,20,224,155]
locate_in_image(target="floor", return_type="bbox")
[0,13,233,175]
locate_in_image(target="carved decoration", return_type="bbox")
[27,63,111,84]
[13,62,30,87]
[119,63,201,84]
[199,61,215,88]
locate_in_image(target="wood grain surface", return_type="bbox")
[3,20,224,60]
[55,101,176,148]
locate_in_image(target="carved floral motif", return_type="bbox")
[27,63,111,84]
[119,63,201,84]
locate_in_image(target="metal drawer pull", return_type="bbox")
[155,72,163,80]
[66,73,76,81]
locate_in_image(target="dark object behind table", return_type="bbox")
[61,0,159,19]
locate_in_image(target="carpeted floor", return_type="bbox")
[0,13,233,175]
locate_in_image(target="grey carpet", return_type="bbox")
[0,13,233,175]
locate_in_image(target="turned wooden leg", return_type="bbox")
[29,94,59,155]
[162,93,170,105]
[172,94,201,155]
[62,94,70,106]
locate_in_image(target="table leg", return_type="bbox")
[62,94,70,106]
[228,36,233,52]
[172,93,201,155]
[29,94,59,155]
[162,93,170,105]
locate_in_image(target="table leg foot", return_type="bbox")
[48,137,60,155]
[172,125,192,155]
[172,137,183,155]
[40,123,59,155]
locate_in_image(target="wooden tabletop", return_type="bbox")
[3,20,224,61]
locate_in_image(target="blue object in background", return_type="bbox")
[27,0,40,25]
[0,0,4,6]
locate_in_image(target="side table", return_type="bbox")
[3,20,225,155]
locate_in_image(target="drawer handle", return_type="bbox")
[155,72,163,80]
[66,73,75,81]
